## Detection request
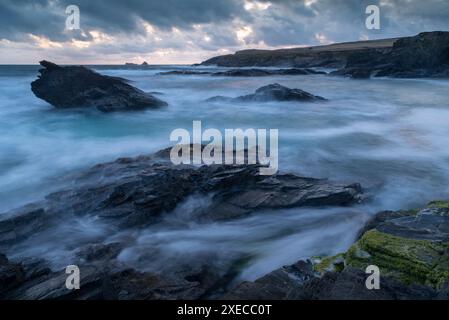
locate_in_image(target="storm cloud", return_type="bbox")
[0,0,448,64]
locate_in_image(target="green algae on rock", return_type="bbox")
[345,229,449,289]
[312,253,346,275]
[428,200,449,210]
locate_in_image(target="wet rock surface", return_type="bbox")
[0,145,362,299]
[31,61,168,112]
[225,201,449,299]
[206,83,326,103]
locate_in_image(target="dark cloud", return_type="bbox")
[0,0,247,41]
[1,0,449,64]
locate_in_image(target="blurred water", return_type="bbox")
[1,65,449,281]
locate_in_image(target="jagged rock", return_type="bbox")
[157,70,212,75]
[343,202,449,289]
[0,145,364,299]
[0,205,49,248]
[157,68,326,77]
[222,260,315,299]
[0,254,25,296]
[298,267,436,300]
[0,146,361,247]
[223,261,436,300]
[31,60,168,112]
[334,32,449,79]
[200,38,397,68]
[212,68,325,77]
[225,201,449,300]
[206,83,326,103]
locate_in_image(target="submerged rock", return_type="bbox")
[31,61,168,112]
[206,83,326,103]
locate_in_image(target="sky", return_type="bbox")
[1,0,449,64]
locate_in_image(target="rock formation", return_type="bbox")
[31,61,167,112]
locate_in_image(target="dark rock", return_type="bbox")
[212,68,325,77]
[0,145,363,299]
[0,205,49,250]
[0,145,361,236]
[157,70,212,75]
[0,253,25,296]
[31,60,168,112]
[336,32,449,78]
[299,267,436,300]
[345,203,449,289]
[206,83,326,103]
[224,261,436,300]
[358,204,449,242]
[157,68,325,77]
[200,38,397,68]
[225,201,449,300]
[223,260,315,299]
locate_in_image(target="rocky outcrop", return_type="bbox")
[157,70,212,75]
[206,83,326,103]
[333,32,449,78]
[201,32,449,79]
[0,145,362,299]
[157,68,326,77]
[0,145,361,248]
[212,68,326,77]
[225,201,449,299]
[31,61,167,112]
[200,38,397,68]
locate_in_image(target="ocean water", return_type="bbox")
[1,65,449,283]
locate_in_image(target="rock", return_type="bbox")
[343,202,449,289]
[345,229,449,289]
[0,254,25,296]
[225,200,449,300]
[31,60,168,112]
[206,83,326,103]
[0,145,363,299]
[157,70,212,75]
[298,267,436,300]
[0,146,362,236]
[200,38,397,68]
[222,260,315,299]
[212,68,325,77]
[157,68,326,77]
[224,261,436,300]
[335,32,449,78]
[0,145,362,300]
[0,205,49,250]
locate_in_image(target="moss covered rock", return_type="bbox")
[428,200,449,210]
[345,229,449,288]
[312,254,345,275]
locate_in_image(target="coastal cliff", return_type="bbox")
[201,31,449,79]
